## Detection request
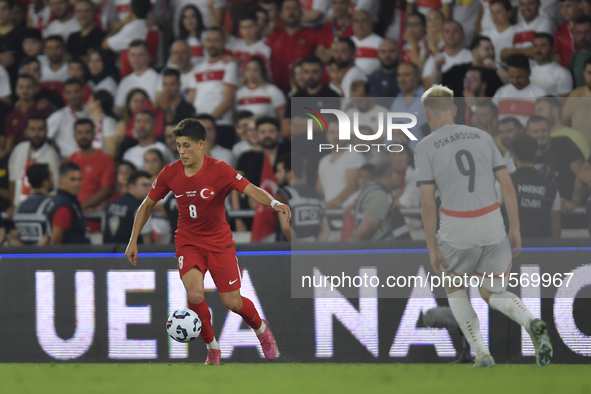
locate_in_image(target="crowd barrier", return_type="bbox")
[0,240,589,363]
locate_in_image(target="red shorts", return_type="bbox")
[175,245,242,292]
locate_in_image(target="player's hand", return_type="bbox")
[508,227,521,258]
[429,248,444,276]
[274,203,291,222]
[125,242,139,266]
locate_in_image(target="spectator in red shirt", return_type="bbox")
[68,118,115,216]
[266,0,318,94]
[316,0,355,63]
[555,0,582,68]
[2,74,53,157]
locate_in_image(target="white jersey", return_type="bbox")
[414,124,507,249]
[47,105,90,158]
[422,48,473,77]
[106,19,149,53]
[38,56,69,84]
[43,17,81,41]
[156,66,196,99]
[530,62,573,96]
[187,36,206,65]
[115,68,159,107]
[93,115,117,153]
[492,82,548,125]
[340,66,368,97]
[0,65,11,98]
[235,84,286,118]
[352,33,384,76]
[513,15,554,49]
[190,59,238,125]
[517,0,559,27]
[227,37,271,66]
[482,26,515,65]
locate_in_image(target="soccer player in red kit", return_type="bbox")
[124,118,291,365]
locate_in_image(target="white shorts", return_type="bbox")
[437,235,512,292]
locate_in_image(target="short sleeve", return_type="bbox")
[414,143,435,186]
[222,161,250,193]
[52,206,73,229]
[147,166,171,201]
[269,85,286,108]
[46,111,60,139]
[223,62,238,87]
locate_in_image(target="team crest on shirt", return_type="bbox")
[199,186,216,200]
[236,173,243,180]
[108,216,120,236]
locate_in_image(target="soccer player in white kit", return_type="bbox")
[414,85,552,367]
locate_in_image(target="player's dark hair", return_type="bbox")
[407,12,426,27]
[490,0,512,11]
[129,39,149,52]
[137,109,156,123]
[498,116,523,131]
[291,154,305,179]
[235,110,254,123]
[374,161,393,179]
[74,118,95,130]
[131,0,151,19]
[574,15,591,26]
[128,170,152,186]
[172,118,207,142]
[476,100,498,118]
[195,113,216,127]
[179,5,204,40]
[59,162,81,177]
[359,163,375,176]
[511,134,538,163]
[275,153,291,173]
[17,73,36,85]
[534,32,554,47]
[144,148,164,164]
[526,115,551,130]
[337,37,356,53]
[45,35,65,46]
[506,54,530,71]
[92,90,116,118]
[162,68,181,81]
[26,114,46,128]
[301,55,323,68]
[27,163,51,189]
[256,116,280,131]
[470,36,492,51]
[63,77,84,89]
[20,56,40,68]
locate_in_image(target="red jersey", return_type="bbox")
[317,19,354,49]
[5,106,53,146]
[69,150,116,203]
[266,27,318,94]
[554,22,577,68]
[148,156,250,253]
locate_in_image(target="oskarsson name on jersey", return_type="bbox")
[432,131,482,149]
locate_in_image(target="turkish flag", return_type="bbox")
[251,153,278,242]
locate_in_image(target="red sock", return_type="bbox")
[188,299,215,344]
[236,296,262,331]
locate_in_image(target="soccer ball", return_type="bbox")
[166,308,202,342]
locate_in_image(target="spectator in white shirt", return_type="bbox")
[351,9,384,76]
[191,27,238,148]
[228,15,271,73]
[122,110,175,170]
[114,40,159,115]
[44,0,81,41]
[423,20,473,88]
[493,54,547,125]
[196,114,235,167]
[177,5,206,65]
[102,0,150,54]
[47,78,89,157]
[236,56,286,118]
[530,33,574,97]
[157,40,197,104]
[482,0,515,65]
[86,48,118,97]
[333,37,368,97]
[39,35,69,89]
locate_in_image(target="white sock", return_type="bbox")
[206,338,219,350]
[254,321,266,335]
[488,292,534,327]
[447,290,489,358]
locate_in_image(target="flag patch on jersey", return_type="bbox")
[152,180,157,189]
[236,173,243,180]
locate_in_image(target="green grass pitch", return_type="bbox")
[1,364,589,394]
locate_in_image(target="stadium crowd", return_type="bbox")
[1,0,591,245]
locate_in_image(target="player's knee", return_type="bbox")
[186,289,205,304]
[221,297,242,312]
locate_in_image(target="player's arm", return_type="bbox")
[125,196,158,266]
[494,167,521,257]
[419,183,445,275]
[276,189,292,240]
[242,183,291,222]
